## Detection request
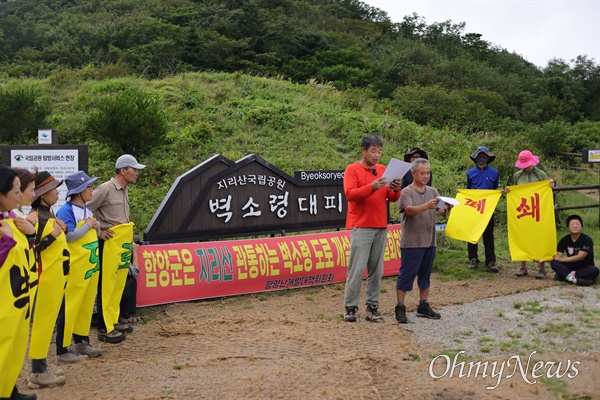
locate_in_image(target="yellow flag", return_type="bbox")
[63,220,100,343]
[507,180,556,261]
[29,218,69,359]
[0,219,31,398]
[101,222,133,331]
[446,189,502,244]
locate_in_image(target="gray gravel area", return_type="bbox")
[398,285,600,357]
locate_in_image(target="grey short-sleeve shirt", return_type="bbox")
[399,185,440,248]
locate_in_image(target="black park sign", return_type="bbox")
[143,154,346,243]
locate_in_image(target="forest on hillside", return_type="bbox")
[1,0,599,130]
[0,0,598,237]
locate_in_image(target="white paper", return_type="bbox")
[381,158,412,184]
[436,196,460,210]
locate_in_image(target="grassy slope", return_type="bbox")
[2,71,598,269]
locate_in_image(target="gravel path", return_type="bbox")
[398,285,600,357]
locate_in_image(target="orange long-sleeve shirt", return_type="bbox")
[343,162,401,229]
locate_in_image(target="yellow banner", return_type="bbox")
[101,222,133,331]
[0,219,31,397]
[63,220,100,343]
[446,189,502,244]
[29,218,70,359]
[507,180,556,261]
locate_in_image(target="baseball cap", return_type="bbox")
[115,154,146,170]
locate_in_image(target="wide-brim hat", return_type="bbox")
[470,146,496,164]
[65,171,98,199]
[403,147,428,162]
[515,150,540,169]
[33,171,63,202]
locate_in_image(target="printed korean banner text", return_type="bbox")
[137,225,402,306]
[506,180,556,261]
[445,189,502,244]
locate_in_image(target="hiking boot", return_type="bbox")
[27,370,66,389]
[468,259,479,269]
[535,269,546,279]
[416,302,441,320]
[48,366,65,377]
[114,322,133,333]
[344,306,357,322]
[395,304,408,324]
[70,341,102,358]
[515,267,528,277]
[57,351,88,364]
[365,305,383,322]
[575,277,593,287]
[486,261,499,273]
[98,329,126,344]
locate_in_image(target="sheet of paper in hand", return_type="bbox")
[436,196,460,210]
[381,158,412,184]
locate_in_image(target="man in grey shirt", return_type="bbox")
[87,154,145,343]
[395,158,450,324]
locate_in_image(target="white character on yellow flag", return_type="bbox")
[101,222,134,331]
[506,180,556,261]
[446,189,502,244]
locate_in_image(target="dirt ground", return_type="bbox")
[17,263,599,400]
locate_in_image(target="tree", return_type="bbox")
[87,87,168,156]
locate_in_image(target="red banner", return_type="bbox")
[137,224,402,306]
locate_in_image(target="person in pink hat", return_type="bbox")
[512,150,554,278]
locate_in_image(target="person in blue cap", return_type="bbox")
[466,146,499,272]
[55,171,103,364]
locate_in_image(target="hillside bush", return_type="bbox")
[0,84,50,144]
[87,87,168,156]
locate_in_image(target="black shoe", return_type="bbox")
[98,329,126,344]
[395,304,408,324]
[554,273,561,281]
[114,322,133,333]
[575,277,593,287]
[344,306,357,322]
[416,302,441,319]
[486,261,499,273]
[10,386,37,400]
[365,304,383,322]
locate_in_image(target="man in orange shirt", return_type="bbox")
[343,135,402,322]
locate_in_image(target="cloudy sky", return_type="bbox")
[363,0,599,69]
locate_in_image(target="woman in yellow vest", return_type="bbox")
[55,171,102,362]
[27,171,69,390]
[0,165,37,400]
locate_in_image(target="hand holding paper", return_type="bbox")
[436,196,460,210]
[381,158,412,184]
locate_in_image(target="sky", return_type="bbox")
[363,0,599,69]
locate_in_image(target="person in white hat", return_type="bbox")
[512,150,554,279]
[87,154,145,344]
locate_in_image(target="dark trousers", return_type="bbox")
[55,298,89,355]
[96,239,107,331]
[467,215,496,264]
[120,274,137,318]
[550,260,600,281]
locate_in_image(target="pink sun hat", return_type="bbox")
[515,150,540,169]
